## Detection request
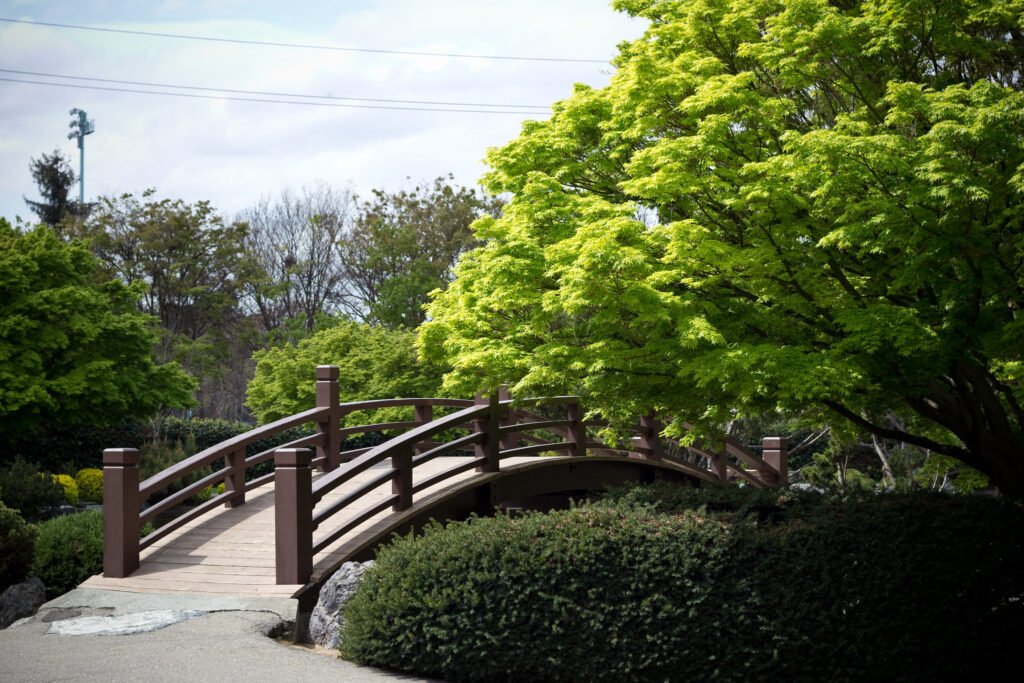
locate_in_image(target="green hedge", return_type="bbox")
[340,487,1024,683]
[31,510,104,597]
[0,502,36,590]
[0,457,66,520]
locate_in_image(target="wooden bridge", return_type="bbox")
[87,366,788,604]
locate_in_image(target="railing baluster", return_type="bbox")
[473,392,501,473]
[414,403,433,456]
[274,448,313,585]
[224,448,245,508]
[761,436,789,486]
[710,451,729,482]
[102,448,140,578]
[392,444,413,511]
[637,413,664,461]
[567,399,586,457]
[496,385,519,452]
[316,365,341,471]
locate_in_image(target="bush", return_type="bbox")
[31,510,104,597]
[0,456,65,520]
[340,488,1024,683]
[342,506,741,682]
[75,468,103,503]
[0,502,37,590]
[51,474,79,507]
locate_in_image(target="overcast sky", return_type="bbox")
[0,1,645,224]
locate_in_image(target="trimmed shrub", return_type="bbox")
[0,456,65,520]
[341,507,743,682]
[340,488,1024,683]
[75,468,103,503]
[0,502,37,590]
[31,510,103,597]
[51,474,79,507]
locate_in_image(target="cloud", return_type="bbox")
[0,2,645,222]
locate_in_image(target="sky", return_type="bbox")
[0,1,646,224]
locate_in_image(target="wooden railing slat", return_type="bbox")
[312,495,400,554]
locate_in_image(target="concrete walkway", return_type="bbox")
[0,588,438,682]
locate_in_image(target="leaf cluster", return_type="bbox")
[421,0,1024,492]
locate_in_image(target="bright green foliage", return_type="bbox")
[422,0,1024,495]
[0,502,36,590]
[0,219,195,440]
[247,320,445,424]
[341,486,1024,682]
[50,474,78,507]
[31,510,104,597]
[0,457,65,520]
[74,468,103,503]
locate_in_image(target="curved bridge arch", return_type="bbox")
[324,455,701,570]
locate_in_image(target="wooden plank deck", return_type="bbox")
[82,457,530,598]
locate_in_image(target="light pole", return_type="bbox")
[67,108,95,205]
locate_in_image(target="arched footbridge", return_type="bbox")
[85,366,788,606]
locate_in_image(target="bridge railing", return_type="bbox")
[272,386,789,585]
[102,364,788,584]
[102,365,472,578]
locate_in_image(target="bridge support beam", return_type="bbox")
[316,365,341,472]
[102,448,140,578]
[275,448,313,585]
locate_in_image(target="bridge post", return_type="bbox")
[392,444,413,511]
[224,448,245,508]
[761,436,789,487]
[274,448,313,585]
[567,399,586,457]
[637,414,664,461]
[473,392,501,473]
[316,365,341,472]
[102,448,140,578]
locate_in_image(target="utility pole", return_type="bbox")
[67,108,95,205]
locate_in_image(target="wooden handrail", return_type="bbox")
[104,369,789,588]
[139,406,328,499]
[311,402,494,503]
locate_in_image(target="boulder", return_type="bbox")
[0,577,46,629]
[308,560,374,649]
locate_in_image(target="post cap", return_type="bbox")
[762,437,789,449]
[316,365,339,381]
[103,448,140,466]
[274,448,313,467]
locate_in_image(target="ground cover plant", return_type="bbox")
[339,485,1024,682]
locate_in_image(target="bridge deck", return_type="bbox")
[83,457,534,598]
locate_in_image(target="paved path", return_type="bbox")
[0,588,438,682]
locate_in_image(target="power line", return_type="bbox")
[0,17,610,64]
[0,68,551,110]
[0,76,550,115]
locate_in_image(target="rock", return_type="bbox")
[0,577,46,629]
[47,610,205,636]
[308,560,374,649]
